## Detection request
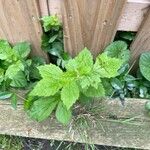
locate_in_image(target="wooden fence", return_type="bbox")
[0,0,150,149]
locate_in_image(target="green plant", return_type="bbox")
[102,41,150,101]
[41,15,70,68]
[0,135,23,150]
[0,39,46,108]
[26,46,123,125]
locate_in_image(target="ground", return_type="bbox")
[0,135,139,150]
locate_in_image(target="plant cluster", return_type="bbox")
[1,15,150,125]
[0,40,45,108]
[26,47,123,124]
[41,15,70,68]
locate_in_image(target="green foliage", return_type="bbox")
[94,53,123,78]
[104,41,130,64]
[0,91,12,100]
[139,52,150,81]
[56,101,72,125]
[0,40,31,89]
[0,39,45,109]
[41,15,70,68]
[41,15,61,32]
[28,96,59,122]
[27,46,123,124]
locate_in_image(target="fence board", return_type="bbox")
[0,96,150,149]
[62,0,126,56]
[130,9,150,65]
[0,0,49,61]
[39,0,150,32]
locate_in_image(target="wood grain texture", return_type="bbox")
[0,96,150,149]
[39,0,150,31]
[0,0,49,61]
[38,0,49,16]
[130,9,150,65]
[62,0,126,57]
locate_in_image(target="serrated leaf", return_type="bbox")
[104,41,130,63]
[65,48,93,75]
[82,83,105,98]
[28,97,58,122]
[30,79,62,97]
[0,91,12,100]
[38,64,63,80]
[79,71,101,89]
[5,61,24,79]
[56,101,72,125]
[61,80,79,109]
[13,42,31,59]
[10,71,27,88]
[41,15,61,32]
[140,52,150,81]
[94,53,122,78]
[0,40,13,60]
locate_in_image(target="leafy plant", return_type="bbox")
[0,39,46,108]
[41,15,71,68]
[26,46,123,124]
[102,41,150,101]
[115,31,136,46]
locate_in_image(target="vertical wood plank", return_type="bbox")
[38,0,50,16]
[0,0,49,61]
[130,9,150,65]
[62,0,126,57]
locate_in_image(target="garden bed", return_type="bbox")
[0,93,150,150]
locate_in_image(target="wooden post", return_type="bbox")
[0,0,49,62]
[62,0,126,57]
[130,9,150,65]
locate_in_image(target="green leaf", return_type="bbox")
[13,42,31,59]
[119,32,135,41]
[102,79,114,96]
[94,53,122,78]
[79,71,101,89]
[0,68,4,83]
[104,41,130,63]
[65,48,93,75]
[56,101,72,125]
[41,15,61,32]
[5,61,24,79]
[28,97,58,122]
[0,40,13,60]
[10,71,27,88]
[140,52,150,81]
[11,93,17,109]
[49,34,58,43]
[0,91,12,100]
[30,79,62,97]
[61,80,79,109]
[123,75,136,82]
[111,78,124,90]
[30,65,63,96]
[24,96,37,110]
[29,56,46,80]
[38,64,63,79]
[82,83,105,98]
